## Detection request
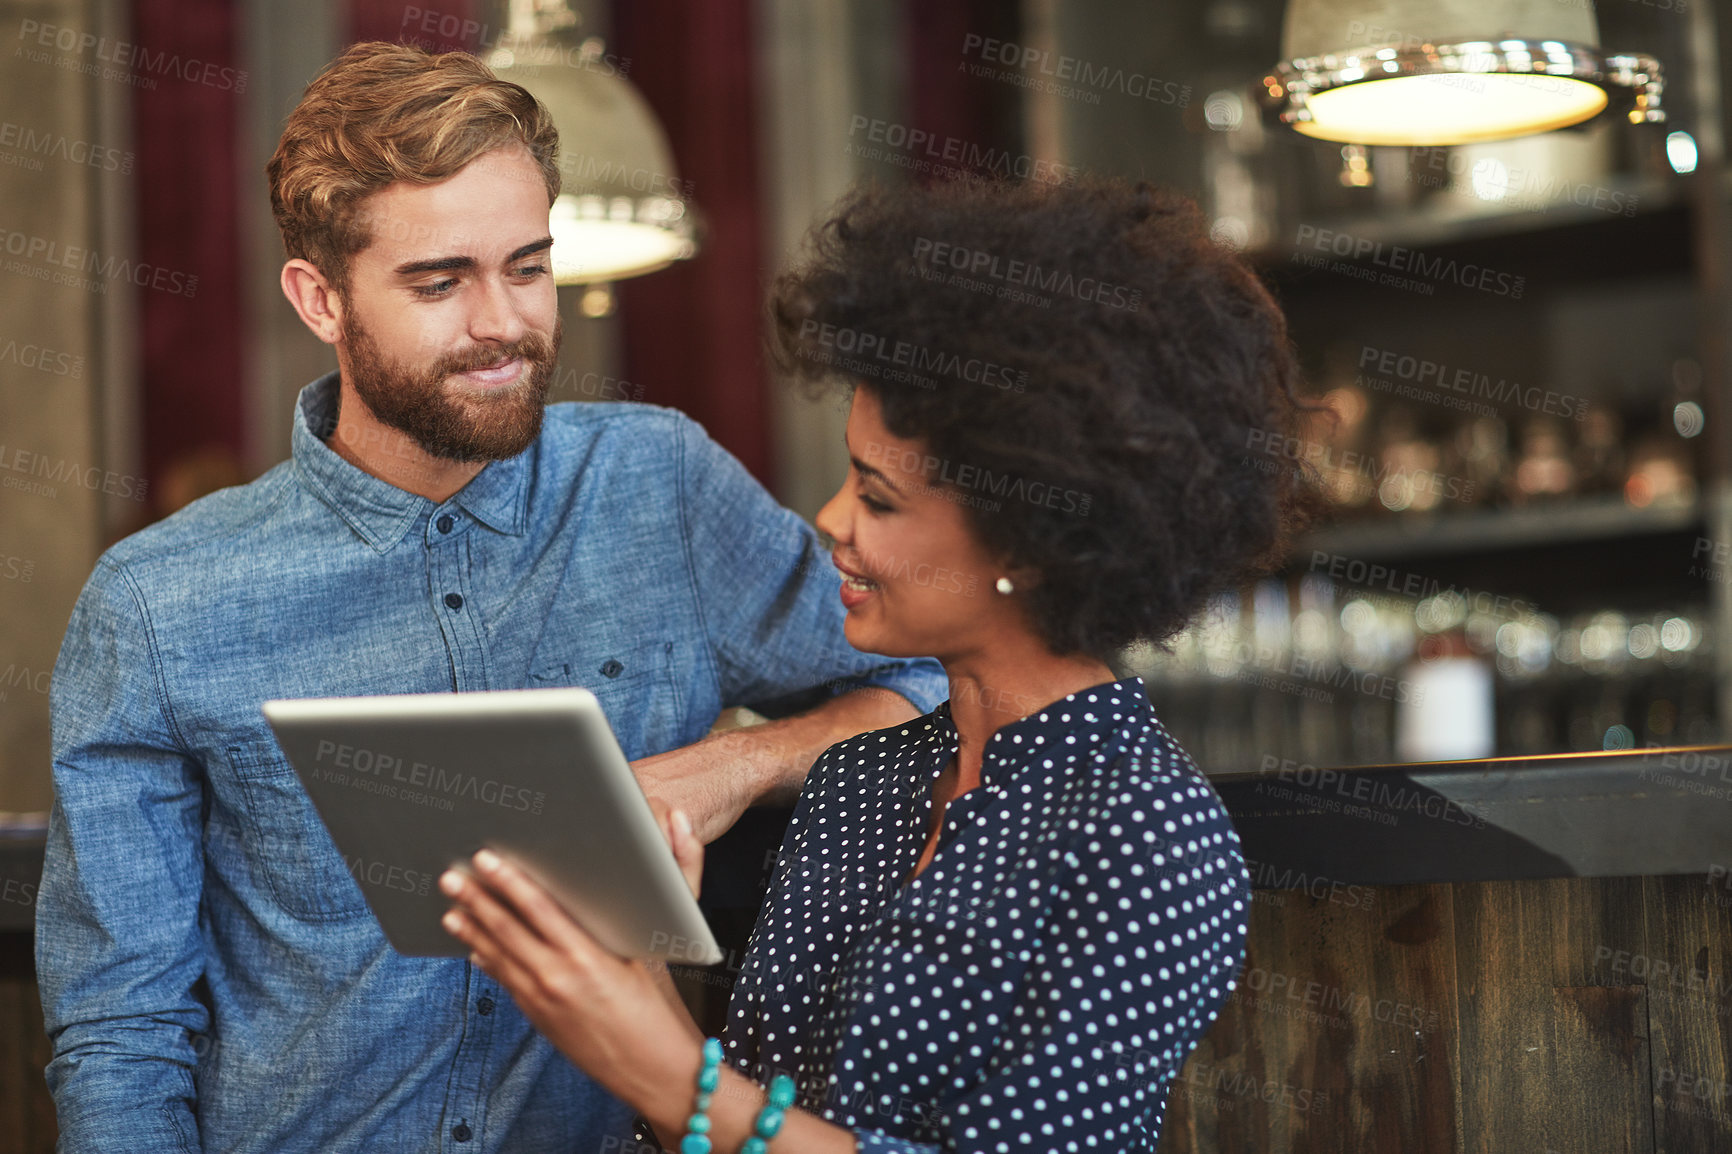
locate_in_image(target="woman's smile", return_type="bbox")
[832,555,882,608]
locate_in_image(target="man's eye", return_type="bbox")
[413,279,457,298]
[514,263,549,279]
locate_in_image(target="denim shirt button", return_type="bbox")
[451,1121,472,1142]
[600,659,623,678]
[436,514,455,534]
[476,996,495,1016]
[445,593,464,610]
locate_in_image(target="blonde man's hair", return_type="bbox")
[267,41,561,293]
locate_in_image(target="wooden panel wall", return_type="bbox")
[7,876,1732,1151]
[1162,875,1732,1152]
[0,935,53,1154]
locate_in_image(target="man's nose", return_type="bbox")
[468,277,528,345]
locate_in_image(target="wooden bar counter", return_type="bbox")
[5,746,1732,1152]
[1161,745,1732,1152]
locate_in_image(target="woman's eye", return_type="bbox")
[859,492,892,513]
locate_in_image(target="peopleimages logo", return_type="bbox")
[910,236,1142,312]
[1244,428,1475,504]
[1308,550,1537,617]
[862,440,1092,517]
[845,115,1078,185]
[1357,345,1587,421]
[797,320,1028,392]
[0,336,83,378]
[1293,223,1526,298]
[1259,755,1487,829]
[310,740,546,815]
[0,121,133,174]
[16,19,248,93]
[0,443,147,501]
[0,225,198,297]
[959,33,1191,107]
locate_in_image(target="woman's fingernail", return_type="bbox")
[439,870,463,895]
[474,848,501,871]
[442,911,462,932]
[673,809,692,837]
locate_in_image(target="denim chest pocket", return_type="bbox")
[223,741,369,921]
[528,638,682,758]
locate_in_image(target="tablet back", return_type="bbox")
[262,688,723,964]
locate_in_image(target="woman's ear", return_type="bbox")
[996,558,1042,593]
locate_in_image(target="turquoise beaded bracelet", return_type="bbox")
[740,1075,796,1154]
[679,1038,725,1154]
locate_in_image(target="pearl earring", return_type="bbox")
[995,577,1014,595]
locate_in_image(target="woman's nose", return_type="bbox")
[814,485,849,546]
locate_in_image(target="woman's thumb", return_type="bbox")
[670,807,703,898]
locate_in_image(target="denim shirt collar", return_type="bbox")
[291,372,530,552]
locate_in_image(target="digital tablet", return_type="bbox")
[261,688,724,964]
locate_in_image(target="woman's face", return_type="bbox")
[815,388,1017,661]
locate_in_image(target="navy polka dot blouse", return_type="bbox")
[721,676,1251,1151]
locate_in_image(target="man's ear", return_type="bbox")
[281,258,345,345]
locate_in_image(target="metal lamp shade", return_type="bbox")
[1263,0,1663,146]
[490,45,698,285]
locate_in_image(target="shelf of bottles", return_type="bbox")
[1289,347,1703,529]
[1129,361,1716,773]
[1128,577,1714,775]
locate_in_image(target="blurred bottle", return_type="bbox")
[1511,417,1577,504]
[1572,404,1625,497]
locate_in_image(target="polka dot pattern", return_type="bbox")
[722,677,1251,1151]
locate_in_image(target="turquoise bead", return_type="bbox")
[754,1107,785,1138]
[768,1075,796,1109]
[741,1139,767,1154]
[681,1038,724,1154]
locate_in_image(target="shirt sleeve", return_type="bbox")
[671,412,947,716]
[847,777,1251,1153]
[35,557,209,1153]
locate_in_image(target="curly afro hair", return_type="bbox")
[770,175,1319,663]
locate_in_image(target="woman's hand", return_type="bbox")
[441,842,860,1153]
[438,847,699,1112]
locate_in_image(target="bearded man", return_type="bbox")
[34,41,942,1153]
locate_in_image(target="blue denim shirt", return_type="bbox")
[35,373,946,1154]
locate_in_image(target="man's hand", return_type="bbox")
[630,686,921,843]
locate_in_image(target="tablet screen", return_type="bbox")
[262,688,723,964]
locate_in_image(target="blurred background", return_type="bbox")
[0,0,1724,821]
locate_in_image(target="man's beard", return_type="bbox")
[339,308,562,463]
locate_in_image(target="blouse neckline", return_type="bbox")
[925,673,1155,788]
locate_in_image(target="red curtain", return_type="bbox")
[351,0,481,53]
[131,0,245,518]
[611,0,770,484]
[904,0,1024,179]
